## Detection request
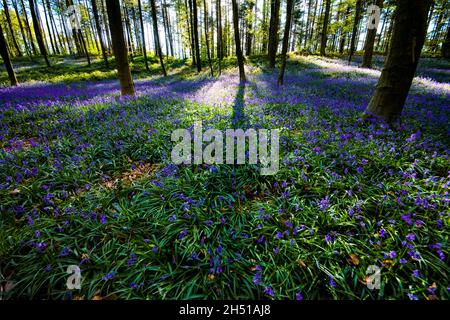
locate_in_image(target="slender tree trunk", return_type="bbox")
[203,0,213,76]
[307,0,318,51]
[2,0,22,56]
[348,0,362,63]
[268,0,280,68]
[442,22,450,59]
[163,0,174,56]
[216,0,222,75]
[105,0,135,95]
[42,0,58,54]
[187,0,196,65]
[28,0,50,66]
[231,0,245,82]
[278,0,293,85]
[150,0,167,76]
[20,0,37,54]
[191,0,201,72]
[12,0,31,57]
[0,23,18,85]
[319,0,331,56]
[58,1,74,55]
[91,0,108,66]
[303,0,312,49]
[136,0,148,70]
[245,0,254,56]
[362,0,383,68]
[363,0,432,124]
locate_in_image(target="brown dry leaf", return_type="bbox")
[10,189,21,196]
[348,254,360,266]
[297,260,307,268]
[81,253,90,260]
[383,259,393,268]
[208,274,215,281]
[104,293,118,300]
[73,295,85,300]
[91,289,103,300]
[427,294,438,300]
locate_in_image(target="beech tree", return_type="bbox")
[0,22,18,85]
[363,0,433,124]
[105,0,135,95]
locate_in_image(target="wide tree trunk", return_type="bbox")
[0,23,18,85]
[231,0,245,82]
[92,0,109,67]
[278,0,293,85]
[267,0,280,68]
[28,0,50,66]
[105,0,135,95]
[362,0,383,68]
[363,0,432,124]
[150,0,167,76]
[191,0,201,72]
[442,22,450,59]
[319,0,331,56]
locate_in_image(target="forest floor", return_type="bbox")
[0,54,449,299]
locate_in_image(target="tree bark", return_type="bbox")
[20,0,37,55]
[203,0,213,76]
[278,0,293,85]
[216,0,222,75]
[2,0,22,56]
[319,0,331,56]
[137,0,148,70]
[363,0,432,124]
[442,22,450,59]
[150,0,167,76]
[11,0,31,57]
[191,0,201,72]
[348,0,362,63]
[267,0,280,68]
[362,0,383,68]
[245,0,254,56]
[0,22,18,85]
[105,0,135,95]
[92,0,109,67]
[231,0,245,82]
[28,0,50,66]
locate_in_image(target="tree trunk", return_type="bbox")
[42,0,58,54]
[28,0,50,66]
[191,0,201,72]
[278,0,293,85]
[0,23,18,85]
[203,0,213,76]
[348,0,362,63]
[92,0,109,67]
[105,0,135,95]
[363,0,432,124]
[136,0,148,69]
[442,22,450,59]
[268,0,280,68]
[319,0,331,56]
[216,0,222,75]
[20,0,37,55]
[187,0,196,65]
[2,0,22,56]
[231,0,245,82]
[362,0,383,68]
[150,0,167,76]
[12,0,31,57]
[245,0,254,56]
